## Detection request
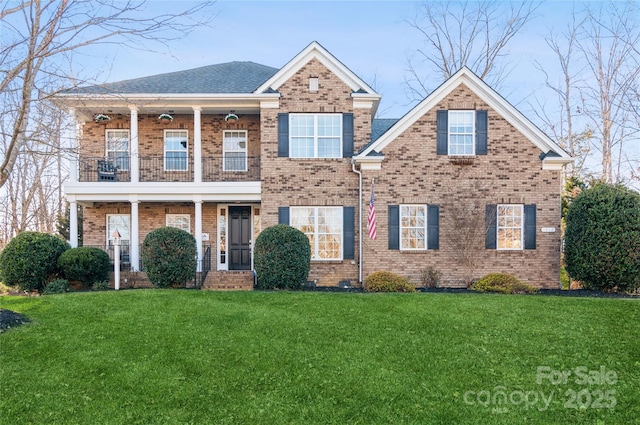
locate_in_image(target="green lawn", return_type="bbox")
[1,290,639,424]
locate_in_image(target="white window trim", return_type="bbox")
[222,130,248,172]
[105,129,130,171]
[164,129,189,172]
[290,206,343,261]
[448,110,475,156]
[289,113,343,159]
[497,204,524,251]
[166,214,191,233]
[400,204,428,251]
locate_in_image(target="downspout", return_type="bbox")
[351,160,363,284]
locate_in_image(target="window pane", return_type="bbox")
[400,205,427,250]
[497,205,523,250]
[448,111,474,155]
[289,114,342,158]
[107,215,130,242]
[291,207,342,260]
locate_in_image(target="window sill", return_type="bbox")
[448,155,476,165]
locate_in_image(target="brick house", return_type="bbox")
[55,41,572,289]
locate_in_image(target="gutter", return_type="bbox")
[351,160,363,284]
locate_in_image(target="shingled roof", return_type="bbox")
[65,61,279,95]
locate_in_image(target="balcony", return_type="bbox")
[78,156,261,182]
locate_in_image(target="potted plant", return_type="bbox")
[94,113,111,124]
[224,113,239,123]
[158,113,173,124]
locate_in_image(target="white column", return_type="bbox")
[68,108,79,183]
[129,106,139,183]
[69,199,79,248]
[194,198,203,272]
[130,197,139,271]
[193,107,202,183]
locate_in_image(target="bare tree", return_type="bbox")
[404,0,539,101]
[575,1,640,184]
[0,0,217,189]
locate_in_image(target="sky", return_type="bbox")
[85,0,579,119]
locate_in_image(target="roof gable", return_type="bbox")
[356,67,572,163]
[254,41,379,96]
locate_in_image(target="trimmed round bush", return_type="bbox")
[58,247,110,286]
[564,184,640,292]
[141,227,197,288]
[92,281,110,291]
[254,224,311,290]
[43,278,70,295]
[470,273,538,294]
[365,271,416,292]
[0,232,69,292]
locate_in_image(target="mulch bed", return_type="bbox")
[0,309,30,333]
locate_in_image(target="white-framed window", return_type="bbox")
[497,204,523,250]
[164,130,188,171]
[400,205,427,250]
[290,206,342,260]
[166,214,190,233]
[290,114,342,158]
[448,111,475,155]
[106,130,130,171]
[223,130,248,171]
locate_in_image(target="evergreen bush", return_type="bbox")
[43,278,70,295]
[470,273,538,294]
[365,271,416,292]
[564,184,640,292]
[58,247,110,286]
[141,227,197,288]
[0,232,69,292]
[254,224,311,290]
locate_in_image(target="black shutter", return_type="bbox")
[277,113,289,157]
[427,205,440,250]
[278,207,289,225]
[476,110,488,155]
[388,205,399,250]
[343,113,354,158]
[485,204,497,249]
[436,110,448,155]
[524,204,536,250]
[343,207,355,259]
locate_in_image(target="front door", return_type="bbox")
[229,206,252,270]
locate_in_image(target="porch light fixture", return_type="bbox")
[158,113,174,123]
[225,112,239,123]
[94,113,111,123]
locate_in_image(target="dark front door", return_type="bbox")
[229,206,252,270]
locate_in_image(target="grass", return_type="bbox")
[1,290,639,424]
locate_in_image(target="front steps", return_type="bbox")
[202,270,254,291]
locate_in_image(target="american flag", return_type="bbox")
[368,179,377,240]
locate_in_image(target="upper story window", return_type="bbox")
[448,111,475,155]
[223,130,248,171]
[436,110,487,156]
[166,214,190,233]
[290,114,342,158]
[164,130,188,171]
[290,206,343,260]
[106,130,130,171]
[497,204,523,250]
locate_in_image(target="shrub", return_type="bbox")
[141,227,197,288]
[92,280,110,291]
[564,184,640,292]
[254,224,311,290]
[43,278,69,295]
[420,266,442,288]
[58,247,111,286]
[0,232,69,292]
[471,273,538,294]
[365,271,416,293]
